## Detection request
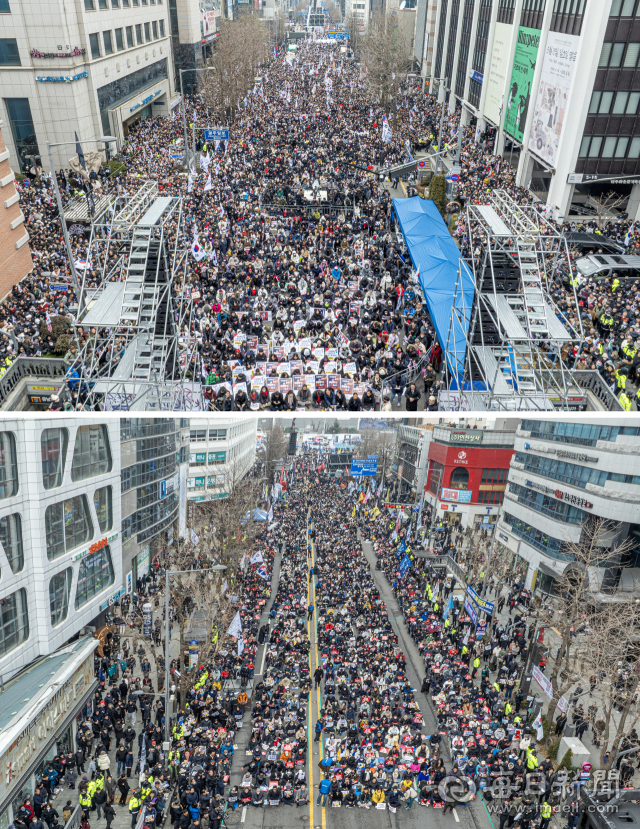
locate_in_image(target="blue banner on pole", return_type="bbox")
[397,554,412,579]
[442,595,454,621]
[350,457,378,476]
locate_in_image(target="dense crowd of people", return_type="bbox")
[13,449,615,829]
[0,28,635,411]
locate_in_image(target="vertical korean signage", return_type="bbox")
[483,22,512,125]
[504,26,541,143]
[528,31,580,167]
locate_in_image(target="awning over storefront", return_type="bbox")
[0,637,99,817]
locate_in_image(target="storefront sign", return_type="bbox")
[0,652,95,804]
[73,532,118,561]
[524,478,554,495]
[99,587,125,611]
[555,449,598,462]
[189,640,199,668]
[450,431,482,443]
[454,450,469,465]
[136,545,150,579]
[554,489,592,509]
[468,70,484,84]
[441,488,472,503]
[31,47,86,58]
[130,89,162,112]
[483,22,512,125]
[36,71,88,83]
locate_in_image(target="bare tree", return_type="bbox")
[591,190,627,229]
[258,421,288,485]
[359,428,397,480]
[202,15,267,123]
[360,11,412,128]
[540,518,634,727]
[585,596,640,770]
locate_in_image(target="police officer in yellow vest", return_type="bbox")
[79,790,92,818]
[541,801,552,829]
[621,390,633,411]
[600,309,614,332]
[526,746,539,770]
[612,275,621,291]
[616,367,628,392]
[623,341,638,360]
[472,656,480,676]
[129,792,142,829]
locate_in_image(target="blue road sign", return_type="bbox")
[204,128,230,141]
[327,31,349,39]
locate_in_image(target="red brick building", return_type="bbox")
[424,425,517,529]
[0,120,33,299]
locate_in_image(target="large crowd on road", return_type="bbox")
[10,450,606,829]
[1,32,638,410]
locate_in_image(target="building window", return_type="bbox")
[159,18,164,35]
[5,98,41,173]
[0,38,20,65]
[123,0,129,5]
[630,137,640,158]
[135,24,142,43]
[152,20,158,38]
[45,495,94,560]
[99,0,107,7]
[133,0,139,5]
[71,425,112,481]
[478,490,504,505]
[449,467,469,488]
[75,546,114,609]
[0,0,11,10]
[49,569,72,627]
[0,433,17,500]
[144,22,151,41]
[115,28,124,50]
[0,589,29,657]
[111,0,119,5]
[190,430,207,442]
[610,0,637,14]
[0,513,23,574]
[428,461,444,495]
[209,429,227,440]
[85,0,95,9]
[41,428,68,490]
[94,486,113,533]
[89,32,101,57]
[481,468,506,484]
[126,26,134,46]
[103,30,113,54]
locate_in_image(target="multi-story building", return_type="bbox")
[0,418,121,681]
[423,0,640,221]
[424,423,516,529]
[392,423,433,502]
[120,417,189,589]
[187,417,256,502]
[0,120,32,297]
[0,0,178,171]
[497,418,640,598]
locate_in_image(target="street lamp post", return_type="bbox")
[46,136,115,303]
[179,67,217,166]
[163,563,227,745]
[432,77,449,175]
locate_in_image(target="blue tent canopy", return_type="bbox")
[393,197,475,380]
[242,508,268,523]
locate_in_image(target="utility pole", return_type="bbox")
[434,77,448,175]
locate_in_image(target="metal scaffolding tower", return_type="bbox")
[443,189,585,411]
[70,181,202,411]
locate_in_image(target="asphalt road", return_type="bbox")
[230,524,494,829]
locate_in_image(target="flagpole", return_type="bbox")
[47,141,81,304]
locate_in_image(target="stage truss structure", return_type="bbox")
[442,189,585,412]
[69,181,203,411]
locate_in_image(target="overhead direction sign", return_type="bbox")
[204,128,230,141]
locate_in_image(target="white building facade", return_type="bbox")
[421,0,640,221]
[0,418,122,681]
[187,417,257,502]
[497,417,640,597]
[0,0,177,172]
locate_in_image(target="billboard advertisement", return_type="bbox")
[504,26,541,143]
[441,488,473,503]
[528,31,580,167]
[483,22,512,125]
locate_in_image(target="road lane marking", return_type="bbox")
[241,807,246,824]
[453,808,460,822]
